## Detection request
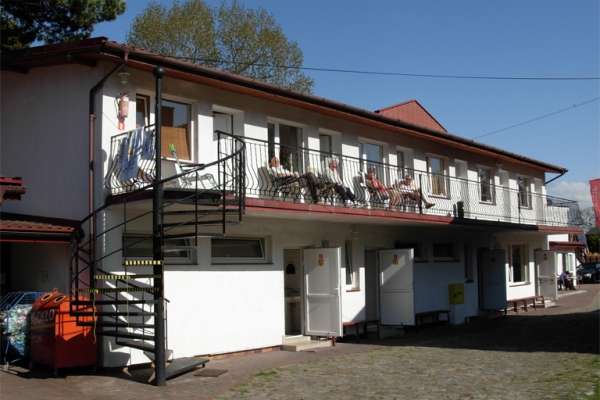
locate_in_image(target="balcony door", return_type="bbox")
[268,122,301,173]
[360,142,384,182]
[161,99,191,160]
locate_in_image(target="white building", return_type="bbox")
[0,38,583,369]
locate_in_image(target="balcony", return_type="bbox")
[104,128,581,229]
[242,138,581,228]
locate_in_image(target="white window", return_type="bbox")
[161,99,191,160]
[319,133,333,165]
[123,234,195,265]
[211,237,267,264]
[397,150,413,178]
[518,176,531,208]
[136,94,149,128]
[268,122,301,173]
[433,243,457,261]
[213,111,233,135]
[345,240,359,289]
[427,156,448,196]
[478,167,494,203]
[360,142,384,180]
[508,244,529,283]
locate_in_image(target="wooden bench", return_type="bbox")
[415,310,450,329]
[342,320,379,341]
[505,296,544,314]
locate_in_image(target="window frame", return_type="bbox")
[359,141,385,183]
[211,237,269,264]
[159,97,193,162]
[122,233,195,265]
[517,176,532,209]
[266,120,303,173]
[344,240,359,290]
[508,244,529,284]
[135,94,150,128]
[426,154,449,198]
[478,166,495,204]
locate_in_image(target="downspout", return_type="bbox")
[88,50,128,220]
[87,50,128,368]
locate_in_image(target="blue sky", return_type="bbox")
[93,0,599,206]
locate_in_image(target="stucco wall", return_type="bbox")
[1,64,106,220]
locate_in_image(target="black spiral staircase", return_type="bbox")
[68,67,246,385]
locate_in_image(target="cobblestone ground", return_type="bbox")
[220,287,600,400]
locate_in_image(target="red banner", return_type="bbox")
[590,178,600,228]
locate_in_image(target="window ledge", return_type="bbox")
[509,281,531,287]
[429,194,450,200]
[345,287,361,293]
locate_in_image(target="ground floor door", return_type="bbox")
[479,248,507,310]
[379,249,415,326]
[535,250,558,301]
[303,248,342,337]
[284,249,303,336]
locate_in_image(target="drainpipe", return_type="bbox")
[87,51,128,369]
[88,52,128,221]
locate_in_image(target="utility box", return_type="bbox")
[30,291,96,373]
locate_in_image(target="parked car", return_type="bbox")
[576,263,600,283]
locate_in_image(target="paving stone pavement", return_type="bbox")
[1,284,598,400]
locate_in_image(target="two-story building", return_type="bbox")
[1,38,582,370]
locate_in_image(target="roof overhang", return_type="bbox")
[549,241,586,252]
[2,37,567,174]
[0,212,82,244]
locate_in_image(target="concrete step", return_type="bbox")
[282,339,332,352]
[282,335,312,345]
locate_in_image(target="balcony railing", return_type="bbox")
[104,130,581,228]
[242,137,582,228]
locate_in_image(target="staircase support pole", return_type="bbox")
[153,66,167,386]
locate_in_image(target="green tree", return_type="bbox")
[128,0,313,94]
[1,0,126,51]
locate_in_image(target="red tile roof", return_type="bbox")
[0,213,81,243]
[0,219,75,234]
[375,100,447,132]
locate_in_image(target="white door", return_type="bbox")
[303,248,342,337]
[480,249,507,310]
[379,249,415,326]
[535,250,558,300]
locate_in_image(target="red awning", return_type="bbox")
[0,213,81,243]
[548,241,585,252]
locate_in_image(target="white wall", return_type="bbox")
[495,232,546,300]
[1,65,104,220]
[98,68,553,227]
[98,209,495,366]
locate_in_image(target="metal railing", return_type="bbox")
[104,132,581,227]
[241,137,581,227]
